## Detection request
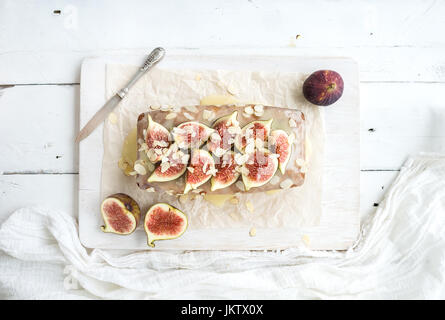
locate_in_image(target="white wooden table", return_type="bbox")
[1,0,444,231]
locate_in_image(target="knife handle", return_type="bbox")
[117,47,165,99]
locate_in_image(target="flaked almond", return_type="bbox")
[246,200,254,213]
[187,167,195,173]
[150,105,161,110]
[249,227,257,237]
[181,154,190,164]
[302,234,311,246]
[160,105,171,111]
[165,112,177,120]
[280,178,293,189]
[235,153,249,165]
[185,105,199,113]
[145,187,155,193]
[210,132,221,142]
[203,109,215,121]
[214,147,226,157]
[184,112,194,120]
[244,106,254,115]
[254,104,264,113]
[133,163,147,175]
[160,162,171,173]
[289,118,297,128]
[108,112,118,124]
[227,84,239,95]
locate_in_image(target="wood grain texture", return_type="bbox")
[1,0,445,84]
[0,0,444,251]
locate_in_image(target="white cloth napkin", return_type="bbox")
[1,153,445,300]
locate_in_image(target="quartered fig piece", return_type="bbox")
[207,111,240,155]
[211,151,240,191]
[100,193,141,235]
[144,203,188,247]
[184,149,216,194]
[269,130,294,174]
[234,119,273,153]
[171,121,215,149]
[241,148,278,191]
[145,115,171,163]
[147,143,188,182]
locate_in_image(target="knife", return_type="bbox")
[75,47,166,143]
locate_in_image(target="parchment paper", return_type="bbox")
[101,65,324,229]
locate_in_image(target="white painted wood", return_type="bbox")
[361,82,445,170]
[1,0,445,84]
[0,0,443,252]
[0,85,79,174]
[78,55,359,250]
[2,48,445,85]
[0,174,78,224]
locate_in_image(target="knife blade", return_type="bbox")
[75,47,165,143]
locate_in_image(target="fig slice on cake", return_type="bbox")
[210,151,240,191]
[144,203,188,247]
[184,149,216,194]
[241,148,278,191]
[147,143,189,182]
[207,111,241,155]
[171,121,215,149]
[269,130,294,174]
[100,193,141,235]
[234,119,273,153]
[145,115,171,163]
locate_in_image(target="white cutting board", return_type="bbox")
[79,54,359,250]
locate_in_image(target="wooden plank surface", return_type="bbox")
[0,0,444,250]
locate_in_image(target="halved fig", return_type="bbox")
[211,151,240,191]
[241,148,278,191]
[147,143,188,182]
[234,119,273,153]
[207,111,240,155]
[144,203,188,247]
[145,115,171,163]
[269,130,294,174]
[184,149,216,194]
[171,121,215,149]
[100,193,140,235]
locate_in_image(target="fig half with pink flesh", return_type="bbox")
[211,151,240,191]
[171,121,215,149]
[147,143,188,182]
[207,111,240,155]
[145,115,171,163]
[269,130,294,174]
[184,149,216,194]
[234,119,273,153]
[101,193,140,235]
[241,148,278,191]
[144,203,188,247]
